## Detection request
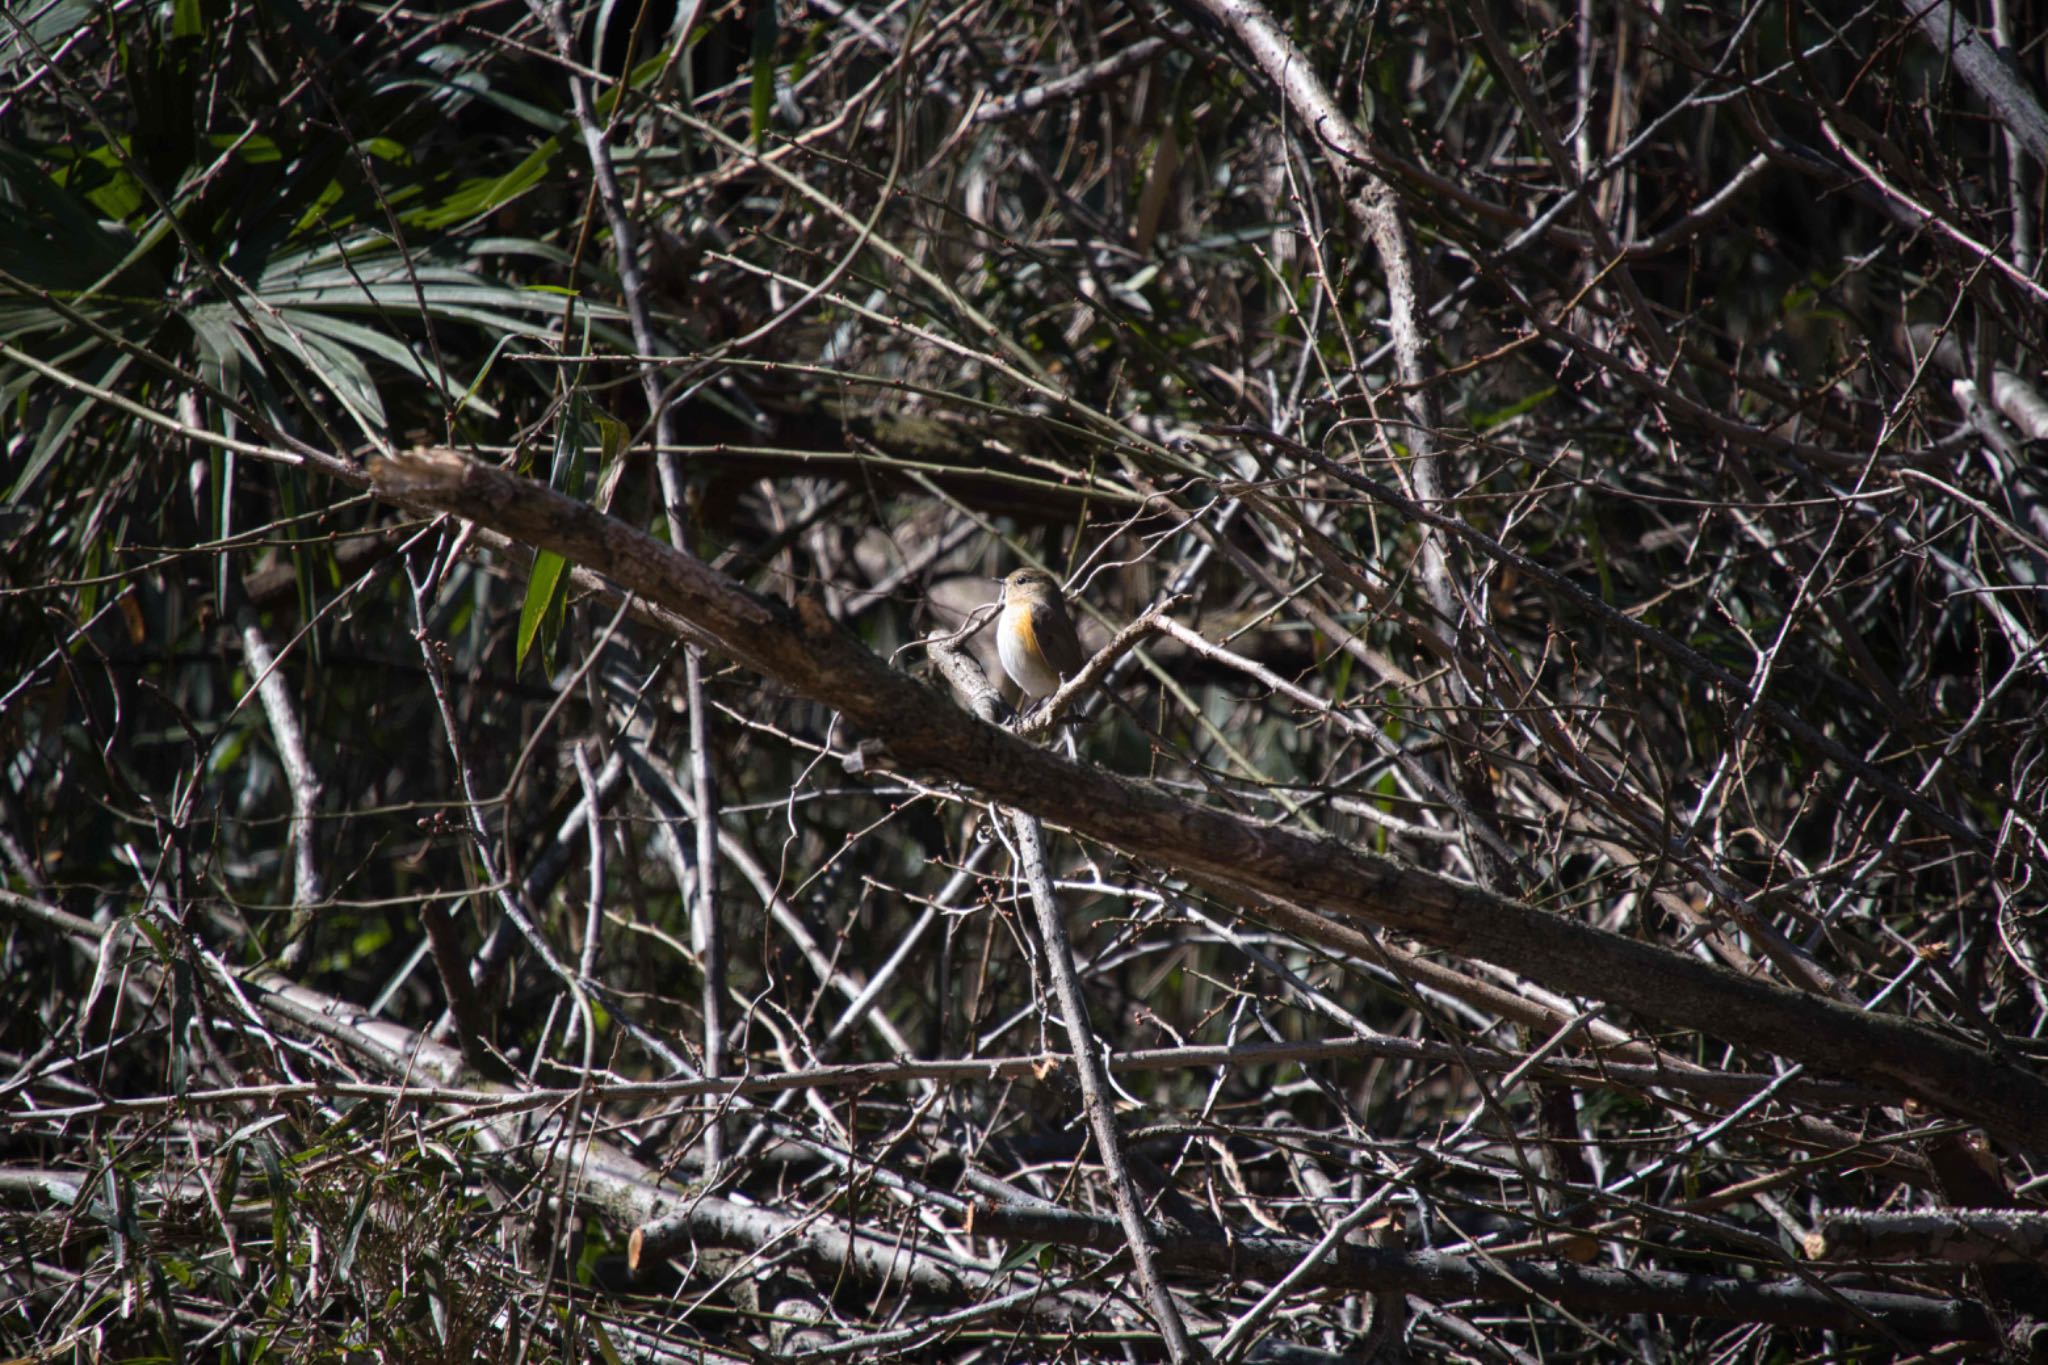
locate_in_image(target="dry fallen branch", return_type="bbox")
[968,1203,1999,1342]
[1807,1207,2048,1265]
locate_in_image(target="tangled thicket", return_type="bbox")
[5,0,2048,1359]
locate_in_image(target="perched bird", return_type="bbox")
[996,567,1087,701]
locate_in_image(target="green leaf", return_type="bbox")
[209,130,284,164]
[8,352,137,503]
[248,310,387,433]
[593,409,629,500]
[0,145,152,288]
[1469,385,1556,431]
[334,1174,377,1281]
[0,0,96,82]
[517,548,569,672]
[594,53,672,119]
[409,137,560,230]
[750,3,777,147]
[257,1137,291,1279]
[993,1241,1054,1275]
[171,0,204,41]
[170,952,195,1096]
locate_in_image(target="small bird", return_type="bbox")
[996,567,1087,702]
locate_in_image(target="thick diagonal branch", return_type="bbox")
[368,447,2048,1150]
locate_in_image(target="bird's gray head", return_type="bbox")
[1001,568,1061,602]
